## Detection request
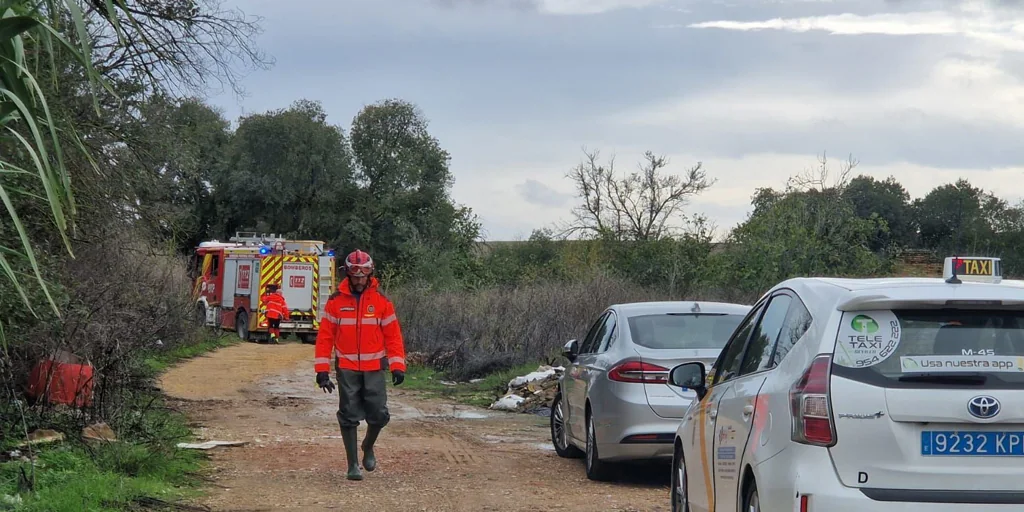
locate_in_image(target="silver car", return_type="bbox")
[550,300,751,480]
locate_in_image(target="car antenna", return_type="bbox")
[691,302,700,313]
[947,255,962,284]
[946,190,967,285]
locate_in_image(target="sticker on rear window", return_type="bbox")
[900,355,1024,373]
[834,311,901,368]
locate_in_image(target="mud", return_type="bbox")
[160,342,670,511]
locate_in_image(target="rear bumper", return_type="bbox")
[797,486,1024,511]
[260,321,315,329]
[594,391,682,461]
[600,441,676,462]
[758,445,1024,511]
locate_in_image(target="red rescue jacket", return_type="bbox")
[261,291,290,320]
[314,277,407,373]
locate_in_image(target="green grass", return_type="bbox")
[397,362,545,407]
[0,405,205,512]
[142,333,240,376]
[0,334,239,511]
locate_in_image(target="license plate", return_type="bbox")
[921,431,1024,456]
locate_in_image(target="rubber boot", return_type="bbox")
[340,427,363,480]
[361,424,382,472]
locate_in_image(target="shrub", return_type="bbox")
[391,273,757,381]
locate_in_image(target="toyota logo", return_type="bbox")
[968,396,1001,419]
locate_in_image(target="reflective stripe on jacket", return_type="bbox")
[261,292,290,320]
[313,277,407,373]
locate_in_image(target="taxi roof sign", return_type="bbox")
[943,256,1002,284]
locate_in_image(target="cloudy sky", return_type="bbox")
[212,0,1024,241]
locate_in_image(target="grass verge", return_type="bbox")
[396,362,545,408]
[143,332,240,376]
[0,334,238,511]
[0,430,204,511]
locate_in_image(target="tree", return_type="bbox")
[718,158,889,293]
[564,148,712,241]
[215,99,356,239]
[0,2,111,316]
[0,0,270,318]
[1,0,268,473]
[912,178,1003,253]
[843,175,913,251]
[348,98,480,283]
[122,95,232,251]
[990,201,1024,277]
[85,0,271,96]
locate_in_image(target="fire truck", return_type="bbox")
[190,232,337,343]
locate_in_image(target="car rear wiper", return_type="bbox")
[897,373,988,385]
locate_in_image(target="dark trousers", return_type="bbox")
[267,318,281,336]
[336,368,390,429]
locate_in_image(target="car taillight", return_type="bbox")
[790,353,835,446]
[608,361,668,383]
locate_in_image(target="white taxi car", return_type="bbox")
[669,256,1024,512]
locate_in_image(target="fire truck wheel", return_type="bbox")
[236,310,250,342]
[299,333,316,344]
[195,303,206,327]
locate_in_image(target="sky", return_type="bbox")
[211,0,1024,241]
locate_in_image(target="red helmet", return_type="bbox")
[344,249,374,277]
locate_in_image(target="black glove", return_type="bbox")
[391,370,405,386]
[316,371,335,393]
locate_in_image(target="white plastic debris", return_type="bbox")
[507,365,562,388]
[490,394,526,411]
[177,440,247,450]
[1,494,23,507]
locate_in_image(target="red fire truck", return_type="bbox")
[190,232,336,343]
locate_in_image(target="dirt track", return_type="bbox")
[159,342,670,511]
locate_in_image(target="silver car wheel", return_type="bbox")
[586,418,595,472]
[553,397,568,450]
[673,451,687,511]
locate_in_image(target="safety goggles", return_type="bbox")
[346,262,373,277]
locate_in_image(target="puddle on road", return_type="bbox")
[249,361,514,426]
[454,410,489,419]
[481,435,557,453]
[482,434,520,443]
[390,401,496,420]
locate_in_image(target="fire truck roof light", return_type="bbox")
[259,246,270,255]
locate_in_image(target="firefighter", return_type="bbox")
[260,284,290,343]
[314,249,406,481]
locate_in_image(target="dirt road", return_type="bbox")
[160,343,670,512]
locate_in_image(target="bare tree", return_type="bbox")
[782,151,863,251]
[787,151,858,193]
[84,0,272,97]
[563,147,713,241]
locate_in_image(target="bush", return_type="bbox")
[391,273,756,381]
[2,224,202,443]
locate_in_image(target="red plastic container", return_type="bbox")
[25,351,94,407]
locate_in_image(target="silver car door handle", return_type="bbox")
[742,404,754,419]
[708,409,717,420]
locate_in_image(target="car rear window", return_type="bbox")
[832,309,1024,387]
[627,313,744,349]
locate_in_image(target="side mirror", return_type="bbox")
[562,339,579,362]
[669,362,708,400]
